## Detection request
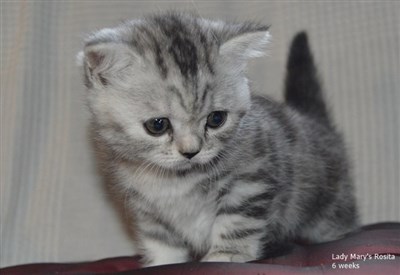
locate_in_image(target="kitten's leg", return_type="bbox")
[300,200,359,243]
[139,237,189,267]
[135,213,190,266]
[201,214,266,262]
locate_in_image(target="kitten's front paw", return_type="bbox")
[202,251,253,263]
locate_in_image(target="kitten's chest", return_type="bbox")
[118,165,220,243]
[158,189,217,247]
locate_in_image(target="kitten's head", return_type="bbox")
[79,12,270,172]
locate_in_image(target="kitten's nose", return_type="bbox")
[180,151,200,160]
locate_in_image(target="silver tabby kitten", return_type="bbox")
[79,12,358,266]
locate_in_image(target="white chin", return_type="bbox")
[156,160,193,171]
[174,162,194,171]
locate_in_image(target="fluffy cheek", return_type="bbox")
[196,139,222,164]
[147,146,178,165]
[197,114,243,163]
[95,119,168,164]
[137,138,188,169]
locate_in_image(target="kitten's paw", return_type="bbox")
[202,251,253,263]
[202,252,233,262]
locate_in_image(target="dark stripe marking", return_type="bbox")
[217,203,269,219]
[168,86,189,112]
[221,228,264,240]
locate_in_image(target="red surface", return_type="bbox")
[2,223,399,275]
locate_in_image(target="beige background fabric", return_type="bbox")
[1,0,399,267]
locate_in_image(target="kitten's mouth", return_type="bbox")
[146,162,194,177]
[152,153,220,175]
[174,160,198,171]
[158,159,203,174]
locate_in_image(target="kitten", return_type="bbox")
[79,12,358,266]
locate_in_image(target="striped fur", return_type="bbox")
[80,12,358,266]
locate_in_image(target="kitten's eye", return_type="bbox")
[206,111,227,129]
[144,118,170,136]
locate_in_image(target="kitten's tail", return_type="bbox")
[284,32,330,125]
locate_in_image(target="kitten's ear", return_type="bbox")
[219,29,271,70]
[80,43,136,87]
